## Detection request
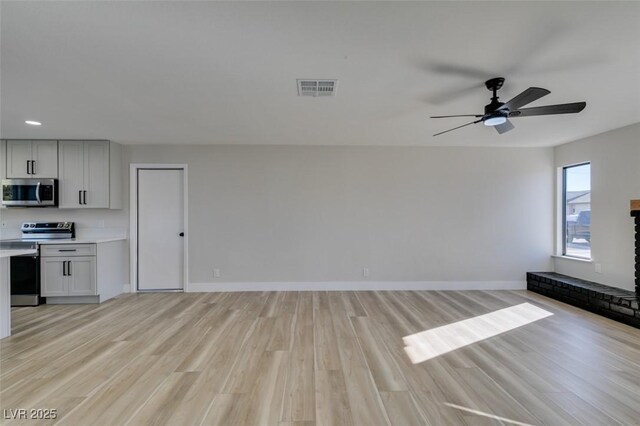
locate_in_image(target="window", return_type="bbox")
[562,163,591,259]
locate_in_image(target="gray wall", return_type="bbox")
[3,130,636,289]
[126,145,554,285]
[554,123,640,291]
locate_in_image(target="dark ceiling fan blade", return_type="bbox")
[499,87,550,112]
[427,62,490,80]
[424,83,484,105]
[495,119,515,134]
[430,114,484,118]
[433,119,482,137]
[509,102,586,117]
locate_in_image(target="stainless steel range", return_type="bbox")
[21,221,75,240]
[1,222,75,306]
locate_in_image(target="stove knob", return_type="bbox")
[57,223,63,228]
[29,223,36,228]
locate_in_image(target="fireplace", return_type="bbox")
[632,200,640,295]
[526,200,640,328]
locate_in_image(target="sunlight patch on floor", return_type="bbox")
[443,403,534,426]
[403,303,553,364]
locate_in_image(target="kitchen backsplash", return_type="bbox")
[0,207,128,239]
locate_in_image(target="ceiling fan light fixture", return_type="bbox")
[483,115,507,126]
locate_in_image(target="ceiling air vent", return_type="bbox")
[297,79,337,97]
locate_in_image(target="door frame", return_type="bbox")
[129,164,189,293]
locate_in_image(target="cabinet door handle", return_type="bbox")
[58,249,77,252]
[27,160,31,175]
[68,261,72,276]
[63,261,67,276]
[79,190,82,205]
[83,190,87,205]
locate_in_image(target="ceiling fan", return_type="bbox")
[431,77,586,136]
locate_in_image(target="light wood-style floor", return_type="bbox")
[1,290,640,425]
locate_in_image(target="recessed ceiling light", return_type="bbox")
[25,120,42,126]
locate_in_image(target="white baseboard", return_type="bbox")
[187,281,526,292]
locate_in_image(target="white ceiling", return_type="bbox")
[1,1,639,147]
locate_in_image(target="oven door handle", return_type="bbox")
[35,182,41,204]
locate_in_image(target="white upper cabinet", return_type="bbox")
[58,141,86,208]
[6,141,31,178]
[6,140,58,178]
[31,140,59,178]
[58,140,122,209]
[1,140,5,209]
[0,140,6,179]
[84,142,110,208]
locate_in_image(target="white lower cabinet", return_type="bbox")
[67,257,97,295]
[40,240,126,304]
[41,258,69,296]
[41,246,97,298]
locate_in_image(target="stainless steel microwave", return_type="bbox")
[1,178,58,207]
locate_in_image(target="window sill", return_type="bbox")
[551,255,593,263]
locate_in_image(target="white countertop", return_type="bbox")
[1,227,128,245]
[36,237,127,245]
[0,249,38,258]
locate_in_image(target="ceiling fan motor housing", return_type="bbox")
[485,101,505,115]
[485,77,505,91]
[484,77,507,116]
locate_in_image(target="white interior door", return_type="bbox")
[138,169,185,291]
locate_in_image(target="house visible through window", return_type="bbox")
[563,163,591,259]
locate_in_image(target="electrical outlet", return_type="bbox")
[214,268,221,278]
[363,267,369,278]
[595,263,602,273]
